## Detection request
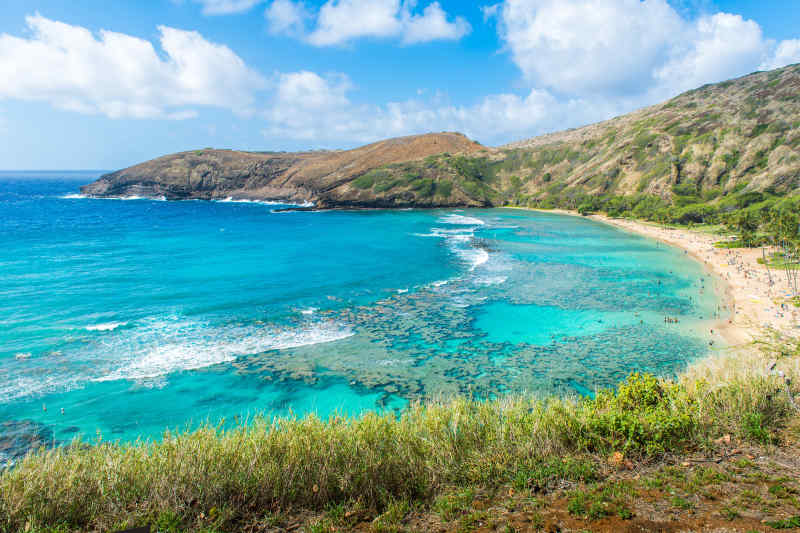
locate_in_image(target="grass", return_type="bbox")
[757,252,800,270]
[512,457,598,491]
[566,481,635,519]
[372,499,410,532]
[432,489,475,521]
[670,495,693,509]
[766,515,800,529]
[1,345,798,532]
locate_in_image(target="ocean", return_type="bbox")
[0,172,727,462]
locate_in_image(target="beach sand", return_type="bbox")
[511,208,800,347]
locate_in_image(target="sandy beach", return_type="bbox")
[535,209,799,347]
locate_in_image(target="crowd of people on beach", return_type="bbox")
[693,236,798,332]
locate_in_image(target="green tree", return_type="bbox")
[729,211,760,247]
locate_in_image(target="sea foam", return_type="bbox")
[85,322,127,331]
[61,194,165,201]
[216,197,315,208]
[93,318,354,383]
[437,214,485,225]
[216,197,284,205]
[415,211,490,271]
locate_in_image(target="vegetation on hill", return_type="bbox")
[80,132,489,208]
[497,63,800,201]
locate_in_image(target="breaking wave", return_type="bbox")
[437,214,485,225]
[85,322,127,332]
[93,318,354,382]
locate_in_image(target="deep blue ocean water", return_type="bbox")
[0,172,728,461]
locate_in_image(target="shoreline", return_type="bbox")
[512,207,799,346]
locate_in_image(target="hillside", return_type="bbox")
[376,63,800,217]
[81,132,488,208]
[492,63,800,205]
[81,63,800,213]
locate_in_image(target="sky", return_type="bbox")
[0,0,799,169]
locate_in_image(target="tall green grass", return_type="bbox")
[1,360,797,533]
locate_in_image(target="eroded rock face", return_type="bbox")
[0,420,57,466]
[81,132,489,208]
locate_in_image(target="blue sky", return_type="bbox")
[0,0,799,169]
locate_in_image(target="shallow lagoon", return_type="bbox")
[0,174,727,460]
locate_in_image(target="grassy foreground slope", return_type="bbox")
[1,341,798,532]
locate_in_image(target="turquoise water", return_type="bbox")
[0,173,728,462]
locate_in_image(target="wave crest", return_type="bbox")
[437,214,485,225]
[93,318,353,383]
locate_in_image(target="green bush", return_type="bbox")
[581,373,697,454]
[411,178,435,197]
[435,180,453,198]
[742,412,773,444]
[353,174,376,189]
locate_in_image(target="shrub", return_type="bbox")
[742,412,772,444]
[580,373,697,455]
[435,180,453,198]
[411,178,435,197]
[353,174,376,189]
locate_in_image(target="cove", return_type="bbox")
[0,174,728,462]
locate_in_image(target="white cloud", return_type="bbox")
[760,38,800,71]
[493,0,683,95]
[652,13,767,98]
[0,15,267,119]
[490,0,800,101]
[265,71,357,140]
[276,71,351,109]
[265,0,310,37]
[309,0,402,45]
[265,0,470,46]
[401,2,472,44]
[192,0,263,15]
[262,70,617,145]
